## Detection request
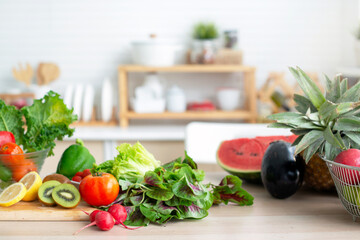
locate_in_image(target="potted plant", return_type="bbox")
[190,22,219,64]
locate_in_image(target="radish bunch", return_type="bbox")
[74,204,141,235]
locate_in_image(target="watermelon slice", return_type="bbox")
[217,135,297,184]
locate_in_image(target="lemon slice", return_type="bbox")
[19,171,42,202]
[0,182,27,207]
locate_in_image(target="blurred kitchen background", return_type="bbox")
[1,0,360,174]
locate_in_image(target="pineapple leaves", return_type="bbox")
[323,125,346,150]
[325,74,341,103]
[267,123,294,129]
[337,80,360,103]
[268,112,302,121]
[324,142,342,161]
[318,101,337,122]
[303,139,324,164]
[344,131,360,148]
[268,112,323,129]
[333,117,360,132]
[289,67,326,109]
[294,130,323,157]
[340,78,348,96]
[269,66,360,162]
[293,94,317,114]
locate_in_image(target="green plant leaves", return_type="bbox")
[146,188,174,201]
[114,153,253,226]
[21,91,77,155]
[289,67,326,109]
[0,100,24,145]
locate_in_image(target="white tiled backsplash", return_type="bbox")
[0,0,358,103]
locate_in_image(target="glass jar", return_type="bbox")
[190,39,218,64]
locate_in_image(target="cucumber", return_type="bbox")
[0,162,12,182]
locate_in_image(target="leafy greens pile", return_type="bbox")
[0,91,77,156]
[94,142,254,226]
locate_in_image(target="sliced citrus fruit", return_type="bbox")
[19,171,42,202]
[0,182,27,207]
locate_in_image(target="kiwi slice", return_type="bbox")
[52,183,81,209]
[38,180,61,206]
[43,174,70,184]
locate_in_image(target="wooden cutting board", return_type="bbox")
[0,200,96,221]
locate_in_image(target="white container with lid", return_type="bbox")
[131,34,182,66]
[166,85,186,113]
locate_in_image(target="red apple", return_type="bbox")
[0,131,16,148]
[334,149,360,185]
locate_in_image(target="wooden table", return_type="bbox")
[1,172,359,240]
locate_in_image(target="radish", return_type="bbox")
[74,211,114,235]
[81,209,102,222]
[108,204,141,230]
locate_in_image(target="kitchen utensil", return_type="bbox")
[216,88,241,111]
[101,78,113,122]
[82,84,95,122]
[131,34,182,66]
[166,85,186,112]
[73,84,84,121]
[12,63,33,86]
[323,158,360,221]
[37,63,60,85]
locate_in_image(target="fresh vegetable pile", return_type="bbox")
[93,142,254,226]
[0,91,77,156]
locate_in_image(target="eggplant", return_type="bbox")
[261,141,305,199]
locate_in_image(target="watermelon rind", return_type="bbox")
[216,156,262,184]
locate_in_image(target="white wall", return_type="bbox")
[0,0,358,106]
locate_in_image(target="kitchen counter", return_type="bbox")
[1,172,359,240]
[67,125,186,160]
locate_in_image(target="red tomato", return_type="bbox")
[0,142,24,167]
[0,131,15,148]
[12,161,37,181]
[0,142,37,181]
[79,173,119,206]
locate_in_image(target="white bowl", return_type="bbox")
[216,88,241,111]
[131,98,165,113]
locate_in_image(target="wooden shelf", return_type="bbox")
[119,64,255,73]
[126,110,253,120]
[118,64,257,128]
[72,120,117,127]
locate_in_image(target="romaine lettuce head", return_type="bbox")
[110,142,161,182]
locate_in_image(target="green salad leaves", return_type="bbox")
[0,91,77,156]
[0,100,24,145]
[94,142,161,183]
[94,142,254,226]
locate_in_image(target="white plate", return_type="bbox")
[73,84,84,121]
[63,85,74,109]
[82,84,94,122]
[101,78,113,122]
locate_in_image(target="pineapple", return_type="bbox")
[268,67,360,191]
